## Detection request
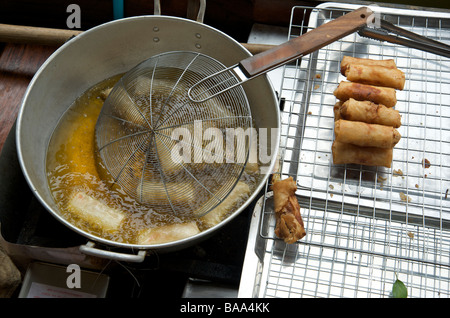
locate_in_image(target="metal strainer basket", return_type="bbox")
[95,51,253,217]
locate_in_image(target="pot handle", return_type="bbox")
[154,0,206,23]
[79,241,147,263]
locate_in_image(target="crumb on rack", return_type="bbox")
[422,158,431,168]
[377,175,387,190]
[377,175,387,182]
[377,176,387,190]
[400,192,412,203]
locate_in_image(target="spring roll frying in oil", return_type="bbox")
[200,181,251,227]
[68,191,126,233]
[137,222,201,245]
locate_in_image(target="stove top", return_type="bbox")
[0,122,257,298]
[0,23,287,298]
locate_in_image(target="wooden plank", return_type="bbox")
[0,43,57,152]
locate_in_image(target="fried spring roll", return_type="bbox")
[272,177,306,243]
[344,64,405,90]
[332,141,393,168]
[334,119,401,149]
[340,98,401,128]
[340,56,396,75]
[333,81,397,107]
[334,101,342,121]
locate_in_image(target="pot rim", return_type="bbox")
[16,15,281,251]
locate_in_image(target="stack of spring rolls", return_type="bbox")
[332,56,405,168]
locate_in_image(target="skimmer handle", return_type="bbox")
[238,7,373,78]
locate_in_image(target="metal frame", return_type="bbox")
[239,2,450,298]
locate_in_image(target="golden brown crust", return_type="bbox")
[344,64,405,90]
[334,119,401,149]
[333,81,397,107]
[334,101,343,121]
[339,98,401,128]
[332,57,403,169]
[272,177,306,243]
[340,56,397,75]
[332,140,393,168]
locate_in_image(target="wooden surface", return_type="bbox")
[0,35,274,155]
[0,43,57,153]
[0,24,82,46]
[0,0,301,43]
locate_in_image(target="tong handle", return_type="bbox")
[380,20,450,50]
[359,26,450,58]
[239,7,372,78]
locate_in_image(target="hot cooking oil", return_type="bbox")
[45,74,259,244]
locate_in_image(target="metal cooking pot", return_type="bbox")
[16,13,280,262]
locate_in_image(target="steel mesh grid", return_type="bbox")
[96,51,252,217]
[257,4,450,297]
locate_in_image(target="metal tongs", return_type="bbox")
[188,7,450,103]
[358,19,450,58]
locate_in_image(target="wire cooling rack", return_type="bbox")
[245,3,450,298]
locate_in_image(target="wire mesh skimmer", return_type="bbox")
[95,51,252,217]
